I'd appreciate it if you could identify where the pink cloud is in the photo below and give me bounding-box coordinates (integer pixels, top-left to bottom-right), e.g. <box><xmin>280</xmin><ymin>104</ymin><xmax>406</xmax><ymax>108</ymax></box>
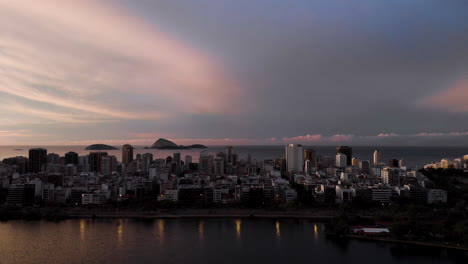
<box><xmin>415</xmin><ymin>132</ymin><xmax>468</xmax><ymax>137</ymax></box>
<box><xmin>420</xmin><ymin>79</ymin><xmax>468</xmax><ymax>112</ymax></box>
<box><xmin>282</xmin><ymin>134</ymin><xmax>323</xmax><ymax>143</ymax></box>
<box><xmin>329</xmin><ymin>134</ymin><xmax>353</xmax><ymax>142</ymax></box>
<box><xmin>377</xmin><ymin>133</ymin><xmax>399</xmax><ymax>137</ymax></box>
<box><xmin>0</xmin><ymin>0</ymin><xmax>243</xmax><ymax>124</ymax></box>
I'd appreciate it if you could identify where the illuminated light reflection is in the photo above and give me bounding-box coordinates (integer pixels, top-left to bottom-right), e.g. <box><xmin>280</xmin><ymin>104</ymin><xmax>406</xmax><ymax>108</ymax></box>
<box><xmin>314</xmin><ymin>224</ymin><xmax>319</xmax><ymax>240</ymax></box>
<box><xmin>157</xmin><ymin>219</ymin><xmax>165</xmax><ymax>241</ymax></box>
<box><xmin>276</xmin><ymin>220</ymin><xmax>281</xmax><ymax>239</ymax></box>
<box><xmin>235</xmin><ymin>219</ymin><xmax>242</xmax><ymax>240</ymax></box>
<box><xmin>79</xmin><ymin>219</ymin><xmax>86</xmax><ymax>241</ymax></box>
<box><xmin>117</xmin><ymin>219</ymin><xmax>124</xmax><ymax>247</ymax></box>
<box><xmin>199</xmin><ymin>220</ymin><xmax>204</xmax><ymax>241</ymax></box>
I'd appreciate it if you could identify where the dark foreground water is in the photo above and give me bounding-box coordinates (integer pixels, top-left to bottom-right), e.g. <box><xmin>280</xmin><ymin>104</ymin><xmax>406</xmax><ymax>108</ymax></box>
<box><xmin>0</xmin><ymin>219</ymin><xmax>466</xmax><ymax>264</ymax></box>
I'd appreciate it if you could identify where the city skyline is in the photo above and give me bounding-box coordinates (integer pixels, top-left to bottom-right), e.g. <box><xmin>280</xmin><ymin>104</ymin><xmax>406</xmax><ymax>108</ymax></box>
<box><xmin>1</xmin><ymin>0</ymin><xmax>468</xmax><ymax>146</ymax></box>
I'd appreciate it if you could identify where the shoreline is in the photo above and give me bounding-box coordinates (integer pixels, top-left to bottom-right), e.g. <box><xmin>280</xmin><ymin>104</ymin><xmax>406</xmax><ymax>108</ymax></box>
<box><xmin>64</xmin><ymin>212</ymin><xmax>339</xmax><ymax>220</ymax></box>
<box><xmin>347</xmin><ymin>235</ymin><xmax>468</xmax><ymax>252</ymax></box>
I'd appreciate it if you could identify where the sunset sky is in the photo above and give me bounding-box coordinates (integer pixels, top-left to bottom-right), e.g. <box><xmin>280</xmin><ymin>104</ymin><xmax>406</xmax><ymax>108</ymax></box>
<box><xmin>1</xmin><ymin>0</ymin><xmax>467</xmax><ymax>146</ymax></box>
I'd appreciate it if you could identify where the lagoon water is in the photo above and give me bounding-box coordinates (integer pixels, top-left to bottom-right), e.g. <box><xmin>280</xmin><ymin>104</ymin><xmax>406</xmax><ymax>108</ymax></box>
<box><xmin>0</xmin><ymin>218</ymin><xmax>466</xmax><ymax>264</ymax></box>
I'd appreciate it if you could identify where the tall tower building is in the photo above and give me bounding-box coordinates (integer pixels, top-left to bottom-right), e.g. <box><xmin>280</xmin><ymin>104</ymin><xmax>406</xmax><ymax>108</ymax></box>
<box><xmin>335</xmin><ymin>153</ymin><xmax>347</xmax><ymax>168</ymax></box>
<box><xmin>382</xmin><ymin>167</ymin><xmax>400</xmax><ymax>186</ymax></box>
<box><xmin>199</xmin><ymin>151</ymin><xmax>213</xmax><ymax>175</ymax></box>
<box><xmin>336</xmin><ymin>146</ymin><xmax>353</xmax><ymax>166</ymax></box>
<box><xmin>101</xmin><ymin>155</ymin><xmax>117</xmax><ymax>175</ymax></box>
<box><xmin>173</xmin><ymin>152</ymin><xmax>181</xmax><ymax>166</ymax></box>
<box><xmin>89</xmin><ymin>152</ymin><xmax>108</xmax><ymax>173</ymax></box>
<box><xmin>285</xmin><ymin>144</ymin><xmax>304</xmax><ymax>172</ymax></box>
<box><xmin>29</xmin><ymin>148</ymin><xmax>47</xmax><ymax>173</ymax></box>
<box><xmin>373</xmin><ymin>150</ymin><xmax>380</xmax><ymax>166</ymax></box>
<box><xmin>226</xmin><ymin>146</ymin><xmax>233</xmax><ymax>164</ymax></box>
<box><xmin>185</xmin><ymin>155</ymin><xmax>193</xmax><ymax>166</ymax></box>
<box><xmin>304</xmin><ymin>149</ymin><xmax>316</xmax><ymax>168</ymax></box>
<box><xmin>122</xmin><ymin>144</ymin><xmax>134</xmax><ymax>164</ymax></box>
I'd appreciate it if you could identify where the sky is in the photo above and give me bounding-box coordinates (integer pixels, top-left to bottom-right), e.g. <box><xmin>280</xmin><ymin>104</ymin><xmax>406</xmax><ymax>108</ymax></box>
<box><xmin>0</xmin><ymin>0</ymin><xmax>467</xmax><ymax>146</ymax></box>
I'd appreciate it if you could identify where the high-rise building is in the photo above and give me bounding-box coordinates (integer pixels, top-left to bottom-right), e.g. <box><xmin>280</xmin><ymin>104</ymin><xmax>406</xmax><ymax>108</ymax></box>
<box><xmin>389</xmin><ymin>159</ymin><xmax>399</xmax><ymax>167</ymax></box>
<box><xmin>382</xmin><ymin>167</ymin><xmax>400</xmax><ymax>186</ymax></box>
<box><xmin>352</xmin><ymin>157</ymin><xmax>360</xmax><ymax>166</ymax></box>
<box><xmin>185</xmin><ymin>155</ymin><xmax>193</xmax><ymax>166</ymax></box>
<box><xmin>173</xmin><ymin>152</ymin><xmax>181</xmax><ymax>166</ymax></box>
<box><xmin>232</xmin><ymin>153</ymin><xmax>238</xmax><ymax>166</ymax></box>
<box><xmin>29</xmin><ymin>148</ymin><xmax>47</xmax><ymax>173</ymax></box>
<box><xmin>336</xmin><ymin>146</ymin><xmax>353</xmax><ymax>166</ymax></box>
<box><xmin>89</xmin><ymin>152</ymin><xmax>108</xmax><ymax>173</ymax></box>
<box><xmin>122</xmin><ymin>144</ymin><xmax>134</xmax><ymax>164</ymax></box>
<box><xmin>373</xmin><ymin>150</ymin><xmax>380</xmax><ymax>166</ymax></box>
<box><xmin>359</xmin><ymin>160</ymin><xmax>370</xmax><ymax>174</ymax></box>
<box><xmin>226</xmin><ymin>146</ymin><xmax>233</xmax><ymax>164</ymax></box>
<box><xmin>440</xmin><ymin>159</ymin><xmax>450</xmax><ymax>169</ymax></box>
<box><xmin>304</xmin><ymin>149</ymin><xmax>316</xmax><ymax>168</ymax></box>
<box><xmin>335</xmin><ymin>153</ymin><xmax>347</xmax><ymax>168</ymax></box>
<box><xmin>47</xmin><ymin>153</ymin><xmax>60</xmax><ymax>164</ymax></box>
<box><xmin>214</xmin><ymin>157</ymin><xmax>225</xmax><ymax>175</ymax></box>
<box><xmin>142</xmin><ymin>153</ymin><xmax>153</xmax><ymax>173</ymax></box>
<box><xmin>65</xmin><ymin>152</ymin><xmax>79</xmax><ymax>165</ymax></box>
<box><xmin>101</xmin><ymin>156</ymin><xmax>117</xmax><ymax>175</ymax></box>
<box><xmin>285</xmin><ymin>144</ymin><xmax>304</xmax><ymax>172</ymax></box>
<box><xmin>399</xmin><ymin>159</ymin><xmax>406</xmax><ymax>168</ymax></box>
<box><xmin>199</xmin><ymin>151</ymin><xmax>213</xmax><ymax>175</ymax></box>
<box><xmin>304</xmin><ymin>159</ymin><xmax>314</xmax><ymax>174</ymax></box>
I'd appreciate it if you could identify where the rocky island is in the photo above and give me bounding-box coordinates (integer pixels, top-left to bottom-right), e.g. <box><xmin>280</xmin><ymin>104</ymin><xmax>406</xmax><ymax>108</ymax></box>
<box><xmin>84</xmin><ymin>144</ymin><xmax>119</xmax><ymax>150</ymax></box>
<box><xmin>150</xmin><ymin>138</ymin><xmax>207</xmax><ymax>149</ymax></box>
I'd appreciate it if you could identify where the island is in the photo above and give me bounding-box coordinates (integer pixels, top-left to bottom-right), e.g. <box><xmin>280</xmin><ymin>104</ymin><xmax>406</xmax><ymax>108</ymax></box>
<box><xmin>84</xmin><ymin>144</ymin><xmax>119</xmax><ymax>150</ymax></box>
<box><xmin>150</xmin><ymin>138</ymin><xmax>207</xmax><ymax>149</ymax></box>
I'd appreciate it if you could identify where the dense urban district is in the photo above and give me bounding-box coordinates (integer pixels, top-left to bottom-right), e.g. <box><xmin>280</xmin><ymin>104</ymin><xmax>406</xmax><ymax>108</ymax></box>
<box><xmin>1</xmin><ymin>143</ymin><xmax>468</xmax><ymax>248</ymax></box>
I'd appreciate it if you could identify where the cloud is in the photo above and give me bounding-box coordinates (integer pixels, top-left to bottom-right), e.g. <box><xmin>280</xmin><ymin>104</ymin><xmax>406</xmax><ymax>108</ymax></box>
<box><xmin>415</xmin><ymin>132</ymin><xmax>468</xmax><ymax>137</ymax></box>
<box><xmin>279</xmin><ymin>132</ymin><xmax>468</xmax><ymax>145</ymax></box>
<box><xmin>377</xmin><ymin>133</ymin><xmax>400</xmax><ymax>137</ymax></box>
<box><xmin>329</xmin><ymin>134</ymin><xmax>353</xmax><ymax>142</ymax></box>
<box><xmin>282</xmin><ymin>134</ymin><xmax>323</xmax><ymax>143</ymax></box>
<box><xmin>281</xmin><ymin>134</ymin><xmax>352</xmax><ymax>143</ymax></box>
<box><xmin>420</xmin><ymin>79</ymin><xmax>468</xmax><ymax>112</ymax></box>
<box><xmin>0</xmin><ymin>0</ymin><xmax>241</xmax><ymax>125</ymax></box>
<box><xmin>0</xmin><ymin>129</ymin><xmax>28</xmax><ymax>137</ymax></box>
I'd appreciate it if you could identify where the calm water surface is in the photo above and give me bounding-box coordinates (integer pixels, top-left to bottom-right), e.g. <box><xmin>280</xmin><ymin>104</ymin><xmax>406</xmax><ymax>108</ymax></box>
<box><xmin>1</xmin><ymin>145</ymin><xmax>467</xmax><ymax>168</ymax></box>
<box><xmin>0</xmin><ymin>219</ymin><xmax>466</xmax><ymax>264</ymax></box>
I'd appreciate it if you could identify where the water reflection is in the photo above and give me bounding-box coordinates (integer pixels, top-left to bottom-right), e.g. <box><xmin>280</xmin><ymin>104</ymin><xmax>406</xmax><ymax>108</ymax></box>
<box><xmin>313</xmin><ymin>224</ymin><xmax>319</xmax><ymax>241</ymax></box>
<box><xmin>276</xmin><ymin>221</ymin><xmax>281</xmax><ymax>240</ymax></box>
<box><xmin>79</xmin><ymin>219</ymin><xmax>86</xmax><ymax>241</ymax></box>
<box><xmin>198</xmin><ymin>220</ymin><xmax>204</xmax><ymax>241</ymax></box>
<box><xmin>117</xmin><ymin>219</ymin><xmax>124</xmax><ymax>248</ymax></box>
<box><xmin>157</xmin><ymin>219</ymin><xmax>165</xmax><ymax>242</ymax></box>
<box><xmin>235</xmin><ymin>219</ymin><xmax>242</xmax><ymax>240</ymax></box>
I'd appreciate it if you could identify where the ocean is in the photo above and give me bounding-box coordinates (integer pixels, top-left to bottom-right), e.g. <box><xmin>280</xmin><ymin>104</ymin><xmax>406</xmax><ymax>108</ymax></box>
<box><xmin>1</xmin><ymin>145</ymin><xmax>467</xmax><ymax>168</ymax></box>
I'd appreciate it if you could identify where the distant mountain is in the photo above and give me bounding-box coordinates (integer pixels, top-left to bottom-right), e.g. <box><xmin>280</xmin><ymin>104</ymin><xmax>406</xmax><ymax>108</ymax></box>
<box><xmin>150</xmin><ymin>138</ymin><xmax>207</xmax><ymax>149</ymax></box>
<box><xmin>151</xmin><ymin>138</ymin><xmax>179</xmax><ymax>149</ymax></box>
<box><xmin>85</xmin><ymin>144</ymin><xmax>118</xmax><ymax>150</ymax></box>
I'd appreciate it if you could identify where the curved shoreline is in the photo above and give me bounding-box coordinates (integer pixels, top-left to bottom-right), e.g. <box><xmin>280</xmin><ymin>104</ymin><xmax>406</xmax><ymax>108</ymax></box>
<box><xmin>347</xmin><ymin>235</ymin><xmax>468</xmax><ymax>252</ymax></box>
